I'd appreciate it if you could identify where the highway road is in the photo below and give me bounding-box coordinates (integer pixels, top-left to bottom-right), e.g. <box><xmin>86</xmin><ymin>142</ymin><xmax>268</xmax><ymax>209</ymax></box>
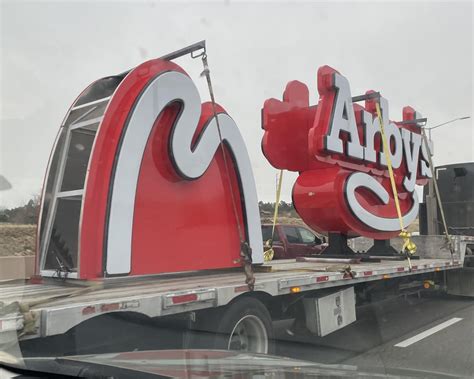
<box><xmin>275</xmin><ymin>293</ymin><xmax>474</xmax><ymax>377</ymax></box>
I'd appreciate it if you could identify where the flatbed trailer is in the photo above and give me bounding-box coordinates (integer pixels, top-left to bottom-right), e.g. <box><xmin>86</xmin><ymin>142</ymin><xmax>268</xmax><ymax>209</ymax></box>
<box><xmin>2</xmin><ymin>42</ymin><xmax>473</xmax><ymax>356</ymax></box>
<box><xmin>1</xmin><ymin>235</ymin><xmax>471</xmax><ymax>344</ymax></box>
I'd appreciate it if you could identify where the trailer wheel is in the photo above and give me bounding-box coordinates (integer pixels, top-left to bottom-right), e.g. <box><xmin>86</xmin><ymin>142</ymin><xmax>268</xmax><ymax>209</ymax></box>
<box><xmin>213</xmin><ymin>297</ymin><xmax>274</xmax><ymax>354</ymax></box>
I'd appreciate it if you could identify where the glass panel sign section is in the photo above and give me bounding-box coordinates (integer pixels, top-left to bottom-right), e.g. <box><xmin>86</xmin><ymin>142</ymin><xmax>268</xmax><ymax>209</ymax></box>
<box><xmin>39</xmin><ymin>128</ymin><xmax>67</xmax><ymax>246</ymax></box>
<box><xmin>43</xmin><ymin>198</ymin><xmax>81</xmax><ymax>271</ymax></box>
<box><xmin>60</xmin><ymin>128</ymin><xmax>96</xmax><ymax>192</ymax></box>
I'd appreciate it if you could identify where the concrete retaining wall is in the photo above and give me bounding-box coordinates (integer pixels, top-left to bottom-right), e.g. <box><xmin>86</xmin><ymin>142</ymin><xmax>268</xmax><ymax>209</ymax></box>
<box><xmin>0</xmin><ymin>256</ymin><xmax>35</xmax><ymax>280</ymax></box>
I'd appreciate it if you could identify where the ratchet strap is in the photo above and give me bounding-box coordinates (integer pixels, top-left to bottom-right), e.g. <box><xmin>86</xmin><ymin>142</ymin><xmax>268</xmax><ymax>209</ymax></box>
<box><xmin>263</xmin><ymin>169</ymin><xmax>284</xmax><ymax>262</ymax></box>
<box><xmin>374</xmin><ymin>102</ymin><xmax>416</xmax><ymax>269</ymax></box>
<box><xmin>200</xmin><ymin>53</ymin><xmax>255</xmax><ymax>290</ymax></box>
<box><xmin>420</xmin><ymin>129</ymin><xmax>455</xmax><ymax>260</ymax></box>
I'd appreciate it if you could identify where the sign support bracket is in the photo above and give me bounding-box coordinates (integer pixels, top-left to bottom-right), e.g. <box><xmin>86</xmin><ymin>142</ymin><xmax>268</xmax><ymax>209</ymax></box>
<box><xmin>320</xmin><ymin>233</ymin><xmax>381</xmax><ymax>263</ymax></box>
<box><xmin>117</xmin><ymin>40</ymin><xmax>207</xmax><ymax>77</ymax></box>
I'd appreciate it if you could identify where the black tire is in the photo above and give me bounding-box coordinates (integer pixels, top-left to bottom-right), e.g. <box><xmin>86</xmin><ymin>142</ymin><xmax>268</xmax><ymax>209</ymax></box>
<box><xmin>212</xmin><ymin>297</ymin><xmax>274</xmax><ymax>354</ymax></box>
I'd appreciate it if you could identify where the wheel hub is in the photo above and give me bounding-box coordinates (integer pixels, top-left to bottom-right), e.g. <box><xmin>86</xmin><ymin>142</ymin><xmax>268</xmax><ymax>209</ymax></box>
<box><xmin>227</xmin><ymin>315</ymin><xmax>268</xmax><ymax>354</ymax></box>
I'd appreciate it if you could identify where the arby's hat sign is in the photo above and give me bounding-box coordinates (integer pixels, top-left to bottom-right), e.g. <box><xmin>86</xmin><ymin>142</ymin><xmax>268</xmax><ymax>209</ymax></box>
<box><xmin>38</xmin><ymin>58</ymin><xmax>263</xmax><ymax>279</ymax></box>
<box><xmin>262</xmin><ymin>65</ymin><xmax>432</xmax><ymax>240</ymax></box>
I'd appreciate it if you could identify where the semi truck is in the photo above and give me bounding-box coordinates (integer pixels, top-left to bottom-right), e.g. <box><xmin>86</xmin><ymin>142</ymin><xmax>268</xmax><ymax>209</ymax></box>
<box><xmin>1</xmin><ymin>41</ymin><xmax>473</xmax><ymax>357</ymax></box>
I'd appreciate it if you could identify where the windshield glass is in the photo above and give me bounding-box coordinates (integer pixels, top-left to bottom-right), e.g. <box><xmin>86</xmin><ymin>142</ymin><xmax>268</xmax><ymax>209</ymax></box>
<box><xmin>1</xmin><ymin>1</ymin><xmax>473</xmax><ymax>378</ymax></box>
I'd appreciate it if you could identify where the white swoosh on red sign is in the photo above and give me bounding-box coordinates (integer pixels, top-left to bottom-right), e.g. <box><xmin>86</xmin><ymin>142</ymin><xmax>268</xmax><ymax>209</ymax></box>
<box><xmin>345</xmin><ymin>172</ymin><xmax>419</xmax><ymax>232</ymax></box>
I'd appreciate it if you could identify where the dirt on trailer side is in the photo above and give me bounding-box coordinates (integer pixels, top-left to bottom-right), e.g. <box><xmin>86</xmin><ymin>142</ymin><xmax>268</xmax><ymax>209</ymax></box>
<box><xmin>0</xmin><ymin>223</ymin><xmax>36</xmax><ymax>257</ymax></box>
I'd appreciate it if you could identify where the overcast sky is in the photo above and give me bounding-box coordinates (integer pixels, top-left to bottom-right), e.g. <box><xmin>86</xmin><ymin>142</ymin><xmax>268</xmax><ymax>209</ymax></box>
<box><xmin>1</xmin><ymin>0</ymin><xmax>472</xmax><ymax>208</ymax></box>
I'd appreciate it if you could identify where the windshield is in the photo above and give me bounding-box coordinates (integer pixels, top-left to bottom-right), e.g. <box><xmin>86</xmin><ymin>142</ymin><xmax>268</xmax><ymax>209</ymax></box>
<box><xmin>1</xmin><ymin>1</ymin><xmax>473</xmax><ymax>378</ymax></box>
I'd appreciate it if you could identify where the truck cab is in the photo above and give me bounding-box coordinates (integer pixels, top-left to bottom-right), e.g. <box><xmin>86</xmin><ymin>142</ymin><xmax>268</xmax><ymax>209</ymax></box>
<box><xmin>262</xmin><ymin>224</ymin><xmax>326</xmax><ymax>259</ymax></box>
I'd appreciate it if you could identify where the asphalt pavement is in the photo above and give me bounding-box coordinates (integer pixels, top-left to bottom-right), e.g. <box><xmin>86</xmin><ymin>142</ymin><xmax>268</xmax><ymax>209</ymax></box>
<box><xmin>274</xmin><ymin>293</ymin><xmax>474</xmax><ymax>377</ymax></box>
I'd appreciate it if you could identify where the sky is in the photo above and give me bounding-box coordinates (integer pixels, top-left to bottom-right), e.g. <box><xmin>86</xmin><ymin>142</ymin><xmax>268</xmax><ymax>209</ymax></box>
<box><xmin>0</xmin><ymin>0</ymin><xmax>472</xmax><ymax>208</ymax></box>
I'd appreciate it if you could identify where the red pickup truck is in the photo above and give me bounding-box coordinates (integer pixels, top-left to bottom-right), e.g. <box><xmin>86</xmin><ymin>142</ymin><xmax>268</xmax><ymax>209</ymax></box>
<box><xmin>261</xmin><ymin>224</ymin><xmax>326</xmax><ymax>259</ymax></box>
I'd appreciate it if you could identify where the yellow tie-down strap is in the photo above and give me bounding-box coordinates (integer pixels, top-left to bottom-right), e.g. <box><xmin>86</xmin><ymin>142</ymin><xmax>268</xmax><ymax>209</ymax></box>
<box><xmin>263</xmin><ymin>170</ymin><xmax>284</xmax><ymax>262</ymax></box>
<box><xmin>375</xmin><ymin>102</ymin><xmax>416</xmax><ymax>260</ymax></box>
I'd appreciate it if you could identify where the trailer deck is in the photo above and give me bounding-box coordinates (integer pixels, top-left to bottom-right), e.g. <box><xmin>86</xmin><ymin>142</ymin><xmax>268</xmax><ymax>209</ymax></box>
<box><xmin>0</xmin><ymin>255</ymin><xmax>463</xmax><ymax>340</ymax></box>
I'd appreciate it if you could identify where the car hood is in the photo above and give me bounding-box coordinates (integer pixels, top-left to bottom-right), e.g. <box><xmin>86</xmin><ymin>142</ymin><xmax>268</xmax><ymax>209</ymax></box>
<box><xmin>3</xmin><ymin>349</ymin><xmax>462</xmax><ymax>378</ymax></box>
